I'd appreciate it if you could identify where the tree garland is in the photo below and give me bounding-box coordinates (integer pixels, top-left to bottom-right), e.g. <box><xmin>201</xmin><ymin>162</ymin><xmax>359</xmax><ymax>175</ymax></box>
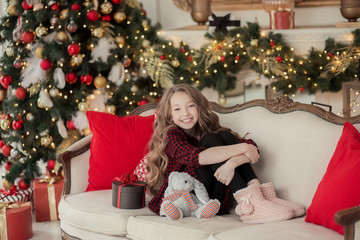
<box><xmin>143</xmin><ymin>22</ymin><xmax>360</xmax><ymax>95</ymax></box>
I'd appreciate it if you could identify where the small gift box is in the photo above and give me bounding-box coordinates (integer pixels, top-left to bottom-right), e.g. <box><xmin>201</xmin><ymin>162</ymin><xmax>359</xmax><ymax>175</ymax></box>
<box><xmin>33</xmin><ymin>178</ymin><xmax>64</xmax><ymax>222</ymax></box>
<box><xmin>270</xmin><ymin>9</ymin><xmax>295</xmax><ymax>29</ymax></box>
<box><xmin>0</xmin><ymin>202</ymin><xmax>33</xmax><ymax>240</ymax></box>
<box><xmin>0</xmin><ymin>187</ymin><xmax>33</xmax><ymax>203</ymax></box>
<box><xmin>112</xmin><ymin>173</ymin><xmax>146</xmax><ymax>209</ymax></box>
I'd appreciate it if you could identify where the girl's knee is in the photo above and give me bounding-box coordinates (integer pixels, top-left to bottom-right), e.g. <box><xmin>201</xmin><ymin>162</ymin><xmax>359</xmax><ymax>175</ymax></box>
<box><xmin>199</xmin><ymin>133</ymin><xmax>223</xmax><ymax>148</ymax></box>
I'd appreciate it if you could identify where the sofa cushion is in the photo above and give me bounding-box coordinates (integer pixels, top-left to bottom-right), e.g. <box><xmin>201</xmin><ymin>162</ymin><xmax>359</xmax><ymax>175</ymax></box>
<box><xmin>58</xmin><ymin>190</ymin><xmax>155</xmax><ymax>237</ymax></box>
<box><xmin>126</xmin><ymin>214</ymin><xmax>249</xmax><ymax>240</ymax></box>
<box><xmin>305</xmin><ymin>122</ymin><xmax>360</xmax><ymax>234</ymax></box>
<box><xmin>86</xmin><ymin>111</ymin><xmax>155</xmax><ymax>191</ymax></box>
<box><xmin>208</xmin><ymin>218</ymin><xmax>342</xmax><ymax>240</ymax></box>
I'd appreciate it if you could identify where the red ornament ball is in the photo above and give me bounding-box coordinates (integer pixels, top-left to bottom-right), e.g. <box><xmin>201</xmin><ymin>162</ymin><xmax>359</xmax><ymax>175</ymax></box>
<box><xmin>181</xmin><ymin>48</ymin><xmax>186</xmax><ymax>53</ymax></box>
<box><xmin>80</xmin><ymin>74</ymin><xmax>93</xmax><ymax>85</ymax></box>
<box><xmin>235</xmin><ymin>56</ymin><xmax>240</xmax><ymax>61</ymax></box>
<box><xmin>18</xmin><ymin>178</ymin><xmax>30</xmax><ymax>190</ymax></box>
<box><xmin>111</xmin><ymin>0</ymin><xmax>122</xmax><ymax>4</ymax></box>
<box><xmin>66</xmin><ymin>120</ymin><xmax>76</xmax><ymax>130</ymax></box>
<box><xmin>2</xmin><ymin>144</ymin><xmax>12</xmax><ymax>157</ymax></box>
<box><xmin>138</xmin><ymin>99</ymin><xmax>148</xmax><ymax>106</ymax></box>
<box><xmin>101</xmin><ymin>14</ymin><xmax>112</xmax><ymax>21</ymax></box>
<box><xmin>40</xmin><ymin>59</ymin><xmax>52</xmax><ymax>70</ymax></box>
<box><xmin>160</xmin><ymin>55</ymin><xmax>166</xmax><ymax>60</ymax></box>
<box><xmin>21</xmin><ymin>31</ymin><xmax>35</xmax><ymax>44</ymax></box>
<box><xmin>15</xmin><ymin>87</ymin><xmax>27</xmax><ymax>100</ymax></box>
<box><xmin>328</xmin><ymin>53</ymin><xmax>334</xmax><ymax>58</ymax></box>
<box><xmin>12</xmin><ymin>120</ymin><xmax>23</xmax><ymax>130</ymax></box>
<box><xmin>0</xmin><ymin>76</ymin><xmax>12</xmax><ymax>89</ymax></box>
<box><xmin>86</xmin><ymin>10</ymin><xmax>99</xmax><ymax>21</ymax></box>
<box><xmin>65</xmin><ymin>72</ymin><xmax>78</xmax><ymax>84</ymax></box>
<box><xmin>275</xmin><ymin>56</ymin><xmax>283</xmax><ymax>63</ymax></box>
<box><xmin>47</xmin><ymin>159</ymin><xmax>56</xmax><ymax>170</ymax></box>
<box><xmin>13</xmin><ymin>59</ymin><xmax>24</xmax><ymax>69</ymax></box>
<box><xmin>188</xmin><ymin>56</ymin><xmax>193</xmax><ymax>61</ymax></box>
<box><xmin>50</xmin><ymin>3</ymin><xmax>60</xmax><ymax>11</ymax></box>
<box><xmin>22</xmin><ymin>0</ymin><xmax>33</xmax><ymax>10</ymax></box>
<box><xmin>0</xmin><ymin>140</ymin><xmax>4</xmax><ymax>148</ymax></box>
<box><xmin>141</xmin><ymin>9</ymin><xmax>147</xmax><ymax>16</ymax></box>
<box><xmin>220</xmin><ymin>56</ymin><xmax>226</xmax><ymax>62</ymax></box>
<box><xmin>71</xmin><ymin>3</ymin><xmax>81</xmax><ymax>11</ymax></box>
<box><xmin>299</xmin><ymin>87</ymin><xmax>305</xmax><ymax>92</ymax></box>
<box><xmin>217</xmin><ymin>45</ymin><xmax>222</xmax><ymax>50</ymax></box>
<box><xmin>4</xmin><ymin>161</ymin><xmax>11</xmax><ymax>171</ymax></box>
<box><xmin>67</xmin><ymin>43</ymin><xmax>80</xmax><ymax>55</ymax></box>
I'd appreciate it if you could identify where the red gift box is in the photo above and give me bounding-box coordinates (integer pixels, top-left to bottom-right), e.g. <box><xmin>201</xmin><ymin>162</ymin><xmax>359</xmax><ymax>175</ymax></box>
<box><xmin>0</xmin><ymin>188</ymin><xmax>33</xmax><ymax>203</ymax></box>
<box><xmin>33</xmin><ymin>179</ymin><xmax>63</xmax><ymax>222</ymax></box>
<box><xmin>270</xmin><ymin>10</ymin><xmax>295</xmax><ymax>29</ymax></box>
<box><xmin>0</xmin><ymin>202</ymin><xmax>33</xmax><ymax>240</ymax></box>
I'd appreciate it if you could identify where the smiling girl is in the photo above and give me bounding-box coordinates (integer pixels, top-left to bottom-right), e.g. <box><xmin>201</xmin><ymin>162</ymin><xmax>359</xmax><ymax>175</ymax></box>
<box><xmin>146</xmin><ymin>83</ymin><xmax>304</xmax><ymax>223</ymax></box>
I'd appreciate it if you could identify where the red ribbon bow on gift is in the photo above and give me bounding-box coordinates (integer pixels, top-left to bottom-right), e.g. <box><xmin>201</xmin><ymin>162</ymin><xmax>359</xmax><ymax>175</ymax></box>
<box><xmin>0</xmin><ymin>185</ymin><xmax>18</xmax><ymax>201</ymax></box>
<box><xmin>114</xmin><ymin>172</ymin><xmax>138</xmax><ymax>184</ymax></box>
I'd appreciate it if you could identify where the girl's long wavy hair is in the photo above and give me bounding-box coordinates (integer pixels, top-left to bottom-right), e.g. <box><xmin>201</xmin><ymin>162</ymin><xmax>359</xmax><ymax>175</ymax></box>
<box><xmin>146</xmin><ymin>83</ymin><xmax>235</xmax><ymax>196</ymax></box>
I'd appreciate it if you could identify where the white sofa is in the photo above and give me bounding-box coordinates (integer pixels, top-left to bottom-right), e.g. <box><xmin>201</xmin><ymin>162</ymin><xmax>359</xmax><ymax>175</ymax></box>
<box><xmin>58</xmin><ymin>96</ymin><xmax>360</xmax><ymax>240</ymax></box>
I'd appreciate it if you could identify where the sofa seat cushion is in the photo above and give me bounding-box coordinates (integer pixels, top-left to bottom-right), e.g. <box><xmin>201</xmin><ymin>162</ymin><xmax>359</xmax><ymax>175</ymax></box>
<box><xmin>58</xmin><ymin>190</ymin><xmax>155</xmax><ymax>236</ymax></box>
<box><xmin>208</xmin><ymin>218</ymin><xmax>342</xmax><ymax>240</ymax></box>
<box><xmin>126</xmin><ymin>214</ymin><xmax>249</xmax><ymax>240</ymax></box>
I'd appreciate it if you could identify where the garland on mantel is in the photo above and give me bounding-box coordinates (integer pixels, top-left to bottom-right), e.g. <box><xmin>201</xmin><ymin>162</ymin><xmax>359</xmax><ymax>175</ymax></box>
<box><xmin>143</xmin><ymin>22</ymin><xmax>360</xmax><ymax>95</ymax></box>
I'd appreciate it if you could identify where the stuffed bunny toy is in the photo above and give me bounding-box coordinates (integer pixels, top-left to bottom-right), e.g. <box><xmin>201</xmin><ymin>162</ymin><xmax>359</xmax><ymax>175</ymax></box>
<box><xmin>160</xmin><ymin>172</ymin><xmax>220</xmax><ymax>220</ymax></box>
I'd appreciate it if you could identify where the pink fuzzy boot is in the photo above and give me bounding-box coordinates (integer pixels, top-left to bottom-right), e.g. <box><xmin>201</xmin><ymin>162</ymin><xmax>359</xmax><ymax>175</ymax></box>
<box><xmin>233</xmin><ymin>184</ymin><xmax>294</xmax><ymax>223</ymax></box>
<box><xmin>260</xmin><ymin>182</ymin><xmax>305</xmax><ymax>217</ymax></box>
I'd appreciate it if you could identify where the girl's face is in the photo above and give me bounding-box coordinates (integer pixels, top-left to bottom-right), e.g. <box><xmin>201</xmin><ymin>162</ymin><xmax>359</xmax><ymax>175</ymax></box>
<box><xmin>170</xmin><ymin>91</ymin><xmax>199</xmax><ymax>135</ymax></box>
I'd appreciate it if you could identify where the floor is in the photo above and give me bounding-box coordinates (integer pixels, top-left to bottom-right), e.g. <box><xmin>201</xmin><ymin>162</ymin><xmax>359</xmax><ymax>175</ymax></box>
<box><xmin>31</xmin><ymin>215</ymin><xmax>61</xmax><ymax>240</ymax></box>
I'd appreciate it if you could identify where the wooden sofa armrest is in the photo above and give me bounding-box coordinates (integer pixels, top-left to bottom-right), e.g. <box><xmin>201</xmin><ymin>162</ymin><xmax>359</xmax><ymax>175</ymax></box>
<box><xmin>57</xmin><ymin>137</ymin><xmax>91</xmax><ymax>196</ymax></box>
<box><xmin>335</xmin><ymin>205</ymin><xmax>360</xmax><ymax>240</ymax></box>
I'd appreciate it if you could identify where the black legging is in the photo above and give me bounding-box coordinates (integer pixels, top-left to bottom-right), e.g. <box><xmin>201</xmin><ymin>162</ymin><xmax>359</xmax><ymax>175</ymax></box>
<box><xmin>196</xmin><ymin>131</ymin><xmax>258</xmax><ymax>203</ymax></box>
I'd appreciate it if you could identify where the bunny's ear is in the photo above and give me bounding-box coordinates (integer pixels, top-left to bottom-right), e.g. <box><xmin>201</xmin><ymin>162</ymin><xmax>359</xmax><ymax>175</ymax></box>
<box><xmin>193</xmin><ymin>177</ymin><xmax>210</xmax><ymax>204</ymax></box>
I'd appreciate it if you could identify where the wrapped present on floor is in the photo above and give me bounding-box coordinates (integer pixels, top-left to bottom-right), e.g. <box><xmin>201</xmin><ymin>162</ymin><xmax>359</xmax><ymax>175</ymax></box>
<box><xmin>0</xmin><ymin>186</ymin><xmax>33</xmax><ymax>203</ymax></box>
<box><xmin>33</xmin><ymin>177</ymin><xmax>64</xmax><ymax>222</ymax></box>
<box><xmin>270</xmin><ymin>9</ymin><xmax>295</xmax><ymax>29</ymax></box>
<box><xmin>0</xmin><ymin>202</ymin><xmax>33</xmax><ymax>240</ymax></box>
<box><xmin>112</xmin><ymin>173</ymin><xmax>146</xmax><ymax>209</ymax></box>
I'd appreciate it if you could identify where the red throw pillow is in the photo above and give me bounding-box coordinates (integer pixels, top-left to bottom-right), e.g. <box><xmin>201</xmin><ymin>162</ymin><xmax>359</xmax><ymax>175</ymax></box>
<box><xmin>305</xmin><ymin>122</ymin><xmax>360</xmax><ymax>234</ymax></box>
<box><xmin>86</xmin><ymin>111</ymin><xmax>154</xmax><ymax>191</ymax></box>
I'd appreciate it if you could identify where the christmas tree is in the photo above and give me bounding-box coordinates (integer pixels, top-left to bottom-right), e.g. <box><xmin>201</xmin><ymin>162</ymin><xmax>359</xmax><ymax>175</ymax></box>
<box><xmin>0</xmin><ymin>0</ymin><xmax>163</xmax><ymax>189</ymax></box>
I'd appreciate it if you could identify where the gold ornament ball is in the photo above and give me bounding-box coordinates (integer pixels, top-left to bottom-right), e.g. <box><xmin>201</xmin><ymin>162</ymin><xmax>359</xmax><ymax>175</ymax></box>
<box><xmin>5</xmin><ymin>47</ymin><xmax>14</xmax><ymax>57</ymax></box>
<box><xmin>8</xmin><ymin>5</ymin><xmax>18</xmax><ymax>16</ymax></box>
<box><xmin>49</xmin><ymin>88</ymin><xmax>59</xmax><ymax>97</ymax></box>
<box><xmin>100</xmin><ymin>1</ymin><xmax>113</xmax><ymax>14</ymax></box>
<box><xmin>0</xmin><ymin>89</ymin><xmax>6</xmax><ymax>101</ymax></box>
<box><xmin>33</xmin><ymin>2</ymin><xmax>45</xmax><ymax>11</ymax></box>
<box><xmin>92</xmin><ymin>27</ymin><xmax>104</xmax><ymax>38</ymax></box>
<box><xmin>78</xmin><ymin>102</ymin><xmax>88</xmax><ymax>112</ymax></box>
<box><xmin>142</xmin><ymin>39</ymin><xmax>150</xmax><ymax>48</ymax></box>
<box><xmin>41</xmin><ymin>136</ymin><xmax>53</xmax><ymax>147</ymax></box>
<box><xmin>218</xmin><ymin>94</ymin><xmax>227</xmax><ymax>105</ymax></box>
<box><xmin>115</xmin><ymin>35</ymin><xmax>125</xmax><ymax>45</ymax></box>
<box><xmin>131</xmin><ymin>85</ymin><xmax>139</xmax><ymax>93</ymax></box>
<box><xmin>35</xmin><ymin>47</ymin><xmax>44</xmax><ymax>58</ymax></box>
<box><xmin>0</xmin><ymin>119</ymin><xmax>10</xmax><ymax>130</ymax></box>
<box><xmin>36</xmin><ymin>25</ymin><xmax>48</xmax><ymax>38</ymax></box>
<box><xmin>84</xmin><ymin>128</ymin><xmax>92</xmax><ymax>136</ymax></box>
<box><xmin>56</xmin><ymin>31</ymin><xmax>68</xmax><ymax>42</ymax></box>
<box><xmin>113</xmin><ymin>12</ymin><xmax>126</xmax><ymax>23</ymax></box>
<box><xmin>37</xmin><ymin>98</ymin><xmax>46</xmax><ymax>108</ymax></box>
<box><xmin>171</xmin><ymin>59</ymin><xmax>180</xmax><ymax>67</ymax></box>
<box><xmin>94</xmin><ymin>75</ymin><xmax>107</xmax><ymax>88</ymax></box>
<box><xmin>26</xmin><ymin>113</ymin><xmax>34</xmax><ymax>121</ymax></box>
<box><xmin>83</xmin><ymin>0</ymin><xmax>93</xmax><ymax>8</ymax></box>
<box><xmin>71</xmin><ymin>54</ymin><xmax>83</xmax><ymax>66</ymax></box>
<box><xmin>60</xmin><ymin>9</ymin><xmax>69</xmax><ymax>19</ymax></box>
<box><xmin>50</xmin><ymin>16</ymin><xmax>60</xmax><ymax>26</ymax></box>
<box><xmin>2</xmin><ymin>179</ymin><xmax>14</xmax><ymax>190</ymax></box>
<box><xmin>105</xmin><ymin>105</ymin><xmax>116</xmax><ymax>114</ymax></box>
